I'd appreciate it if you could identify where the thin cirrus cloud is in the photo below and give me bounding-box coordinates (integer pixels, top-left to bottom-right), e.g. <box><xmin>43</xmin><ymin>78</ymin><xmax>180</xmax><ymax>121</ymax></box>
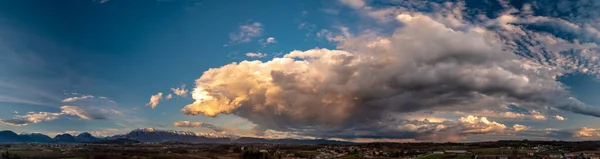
<box><xmin>0</xmin><ymin>106</ymin><xmax>121</xmax><ymax>126</ymax></box>
<box><xmin>228</xmin><ymin>21</ymin><xmax>263</xmax><ymax>44</ymax></box>
<box><xmin>61</xmin><ymin>95</ymin><xmax>116</xmax><ymax>104</ymax></box>
<box><xmin>170</xmin><ymin>0</ymin><xmax>600</xmax><ymax>141</ymax></box>
<box><xmin>259</xmin><ymin>37</ymin><xmax>277</xmax><ymax>47</ymax></box>
<box><xmin>173</xmin><ymin>121</ymin><xmax>225</xmax><ymax>133</ymax></box>
<box><xmin>61</xmin><ymin>95</ymin><xmax>94</xmax><ymax>102</ymax></box>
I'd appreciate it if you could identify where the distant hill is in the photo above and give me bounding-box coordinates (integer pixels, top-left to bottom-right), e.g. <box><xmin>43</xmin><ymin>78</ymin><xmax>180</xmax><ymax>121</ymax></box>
<box><xmin>232</xmin><ymin>137</ymin><xmax>352</xmax><ymax>145</ymax></box>
<box><xmin>0</xmin><ymin>128</ymin><xmax>353</xmax><ymax>144</ymax></box>
<box><xmin>75</xmin><ymin>132</ymin><xmax>99</xmax><ymax>142</ymax></box>
<box><xmin>0</xmin><ymin>130</ymin><xmax>25</xmax><ymax>143</ymax></box>
<box><xmin>20</xmin><ymin>133</ymin><xmax>53</xmax><ymax>142</ymax></box>
<box><xmin>108</xmin><ymin>128</ymin><xmax>230</xmax><ymax>143</ymax></box>
<box><xmin>53</xmin><ymin>134</ymin><xmax>76</xmax><ymax>143</ymax></box>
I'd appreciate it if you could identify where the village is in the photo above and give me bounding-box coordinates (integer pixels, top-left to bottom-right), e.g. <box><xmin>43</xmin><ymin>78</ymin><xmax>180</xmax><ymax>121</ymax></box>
<box><xmin>1</xmin><ymin>140</ymin><xmax>600</xmax><ymax>159</ymax></box>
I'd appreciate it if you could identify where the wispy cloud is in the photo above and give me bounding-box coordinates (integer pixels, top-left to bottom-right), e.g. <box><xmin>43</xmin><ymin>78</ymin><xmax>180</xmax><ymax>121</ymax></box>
<box><xmin>339</xmin><ymin>0</ymin><xmax>365</xmax><ymax>9</ymax></box>
<box><xmin>0</xmin><ymin>106</ymin><xmax>120</xmax><ymax>126</ymax></box>
<box><xmin>62</xmin><ymin>95</ymin><xmax>94</xmax><ymax>102</ymax></box>
<box><xmin>173</xmin><ymin>121</ymin><xmax>225</xmax><ymax>132</ymax></box>
<box><xmin>0</xmin><ymin>95</ymin><xmax>56</xmax><ymax>107</ymax></box>
<box><xmin>228</xmin><ymin>21</ymin><xmax>263</xmax><ymax>44</ymax></box>
<box><xmin>170</xmin><ymin>85</ymin><xmax>188</xmax><ymax>97</ymax></box>
<box><xmin>245</xmin><ymin>52</ymin><xmax>267</xmax><ymax>58</ymax></box>
<box><xmin>259</xmin><ymin>37</ymin><xmax>277</xmax><ymax>47</ymax></box>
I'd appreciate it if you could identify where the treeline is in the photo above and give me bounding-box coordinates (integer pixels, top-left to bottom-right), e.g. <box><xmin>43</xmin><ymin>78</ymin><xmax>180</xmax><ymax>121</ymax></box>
<box><xmin>1</xmin><ymin>151</ymin><xmax>20</xmax><ymax>159</ymax></box>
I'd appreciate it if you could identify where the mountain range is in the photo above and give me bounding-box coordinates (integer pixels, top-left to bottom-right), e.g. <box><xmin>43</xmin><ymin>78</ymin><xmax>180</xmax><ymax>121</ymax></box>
<box><xmin>0</xmin><ymin>128</ymin><xmax>351</xmax><ymax>144</ymax></box>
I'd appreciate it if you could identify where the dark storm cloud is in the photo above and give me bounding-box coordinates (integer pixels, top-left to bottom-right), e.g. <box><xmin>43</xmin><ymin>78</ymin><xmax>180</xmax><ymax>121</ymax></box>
<box><xmin>173</xmin><ymin>0</ymin><xmax>600</xmax><ymax>141</ymax></box>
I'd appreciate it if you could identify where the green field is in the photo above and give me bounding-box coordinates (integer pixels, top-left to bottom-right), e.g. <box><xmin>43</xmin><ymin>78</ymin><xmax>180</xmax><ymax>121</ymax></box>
<box><xmin>470</xmin><ymin>148</ymin><xmax>529</xmax><ymax>154</ymax></box>
<box><xmin>338</xmin><ymin>154</ymin><xmax>361</xmax><ymax>159</ymax></box>
<box><xmin>418</xmin><ymin>154</ymin><xmax>448</xmax><ymax>159</ymax></box>
<box><xmin>455</xmin><ymin>154</ymin><xmax>473</xmax><ymax>159</ymax></box>
<box><xmin>418</xmin><ymin>153</ymin><xmax>475</xmax><ymax>159</ymax></box>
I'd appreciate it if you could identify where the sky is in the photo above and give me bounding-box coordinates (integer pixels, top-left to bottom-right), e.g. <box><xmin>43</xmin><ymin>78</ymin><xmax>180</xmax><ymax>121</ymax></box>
<box><xmin>2</xmin><ymin>0</ymin><xmax>600</xmax><ymax>142</ymax></box>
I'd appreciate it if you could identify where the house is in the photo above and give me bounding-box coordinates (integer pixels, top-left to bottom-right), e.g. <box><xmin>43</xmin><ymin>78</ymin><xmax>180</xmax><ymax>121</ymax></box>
<box><xmin>433</xmin><ymin>151</ymin><xmax>444</xmax><ymax>154</ymax></box>
<box><xmin>549</xmin><ymin>154</ymin><xmax>563</xmax><ymax>158</ymax></box>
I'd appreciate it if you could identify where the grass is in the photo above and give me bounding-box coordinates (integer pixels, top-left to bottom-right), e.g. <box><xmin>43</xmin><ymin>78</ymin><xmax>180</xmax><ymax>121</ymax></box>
<box><xmin>455</xmin><ymin>154</ymin><xmax>473</xmax><ymax>159</ymax></box>
<box><xmin>471</xmin><ymin>148</ymin><xmax>504</xmax><ymax>153</ymax></box>
<box><xmin>470</xmin><ymin>148</ymin><xmax>530</xmax><ymax>155</ymax></box>
<box><xmin>338</xmin><ymin>154</ymin><xmax>361</xmax><ymax>159</ymax></box>
<box><xmin>418</xmin><ymin>154</ymin><xmax>448</xmax><ymax>159</ymax></box>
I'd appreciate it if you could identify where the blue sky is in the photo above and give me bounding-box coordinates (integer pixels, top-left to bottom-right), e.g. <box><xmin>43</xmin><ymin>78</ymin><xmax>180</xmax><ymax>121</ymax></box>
<box><xmin>0</xmin><ymin>0</ymin><xmax>339</xmax><ymax>136</ymax></box>
<box><xmin>2</xmin><ymin>0</ymin><xmax>600</xmax><ymax>142</ymax></box>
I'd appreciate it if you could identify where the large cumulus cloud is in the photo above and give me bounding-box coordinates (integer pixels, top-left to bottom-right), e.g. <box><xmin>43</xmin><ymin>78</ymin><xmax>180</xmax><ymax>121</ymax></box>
<box><xmin>180</xmin><ymin>13</ymin><xmax>600</xmax><ymax>141</ymax></box>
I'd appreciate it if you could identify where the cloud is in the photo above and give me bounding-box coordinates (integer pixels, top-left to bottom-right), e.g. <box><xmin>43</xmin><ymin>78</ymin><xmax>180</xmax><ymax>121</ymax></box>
<box><xmin>137</xmin><ymin>0</ymin><xmax>600</xmax><ymax>141</ymax></box>
<box><xmin>0</xmin><ymin>95</ymin><xmax>55</xmax><ymax>107</ymax></box>
<box><xmin>229</xmin><ymin>22</ymin><xmax>263</xmax><ymax>44</ymax></box>
<box><xmin>458</xmin><ymin>116</ymin><xmax>506</xmax><ymax>134</ymax></box>
<box><xmin>0</xmin><ymin>106</ymin><xmax>119</xmax><ymax>126</ymax></box>
<box><xmin>545</xmin><ymin>127</ymin><xmax>600</xmax><ymax>139</ymax></box>
<box><xmin>574</xmin><ymin>127</ymin><xmax>600</xmax><ymax>137</ymax></box>
<box><xmin>61</xmin><ymin>95</ymin><xmax>116</xmax><ymax>104</ymax></box>
<box><xmin>178</xmin><ymin>12</ymin><xmax>600</xmax><ymax>141</ymax></box>
<box><xmin>554</xmin><ymin>115</ymin><xmax>566</xmax><ymax>121</ymax></box>
<box><xmin>473</xmin><ymin>109</ymin><xmax>547</xmax><ymax>121</ymax></box>
<box><xmin>512</xmin><ymin>124</ymin><xmax>530</xmax><ymax>132</ymax></box>
<box><xmin>62</xmin><ymin>95</ymin><xmax>94</xmax><ymax>102</ymax></box>
<box><xmin>317</xmin><ymin>26</ymin><xmax>352</xmax><ymax>42</ymax></box>
<box><xmin>266</xmin><ymin>37</ymin><xmax>276</xmax><ymax>43</ymax></box>
<box><xmin>245</xmin><ymin>52</ymin><xmax>267</xmax><ymax>58</ymax></box>
<box><xmin>259</xmin><ymin>37</ymin><xmax>277</xmax><ymax>47</ymax></box>
<box><xmin>0</xmin><ymin>112</ymin><xmax>62</xmax><ymax>126</ymax></box>
<box><xmin>171</xmin><ymin>85</ymin><xmax>188</xmax><ymax>97</ymax></box>
<box><xmin>173</xmin><ymin>121</ymin><xmax>203</xmax><ymax>127</ymax></box>
<box><xmin>173</xmin><ymin>121</ymin><xmax>225</xmax><ymax>132</ymax></box>
<box><xmin>165</xmin><ymin>94</ymin><xmax>173</xmax><ymax>100</ymax></box>
<box><xmin>339</xmin><ymin>0</ymin><xmax>365</xmax><ymax>9</ymax></box>
<box><xmin>339</xmin><ymin>0</ymin><xmax>401</xmax><ymax>22</ymax></box>
<box><xmin>146</xmin><ymin>92</ymin><xmax>163</xmax><ymax>109</ymax></box>
<box><xmin>60</xmin><ymin>106</ymin><xmax>114</xmax><ymax>120</ymax></box>
<box><xmin>322</xmin><ymin>9</ymin><xmax>340</xmax><ymax>15</ymax></box>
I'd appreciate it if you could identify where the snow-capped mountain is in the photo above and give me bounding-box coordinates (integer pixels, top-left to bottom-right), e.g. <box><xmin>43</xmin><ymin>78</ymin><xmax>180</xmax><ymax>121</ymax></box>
<box><xmin>53</xmin><ymin>134</ymin><xmax>76</xmax><ymax>143</ymax></box>
<box><xmin>20</xmin><ymin>133</ymin><xmax>53</xmax><ymax>142</ymax></box>
<box><xmin>0</xmin><ymin>128</ymin><xmax>352</xmax><ymax>144</ymax></box>
<box><xmin>131</xmin><ymin>128</ymin><xmax>197</xmax><ymax>136</ymax></box>
<box><xmin>108</xmin><ymin>128</ymin><xmax>230</xmax><ymax>143</ymax></box>
<box><xmin>75</xmin><ymin>132</ymin><xmax>99</xmax><ymax>142</ymax></box>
